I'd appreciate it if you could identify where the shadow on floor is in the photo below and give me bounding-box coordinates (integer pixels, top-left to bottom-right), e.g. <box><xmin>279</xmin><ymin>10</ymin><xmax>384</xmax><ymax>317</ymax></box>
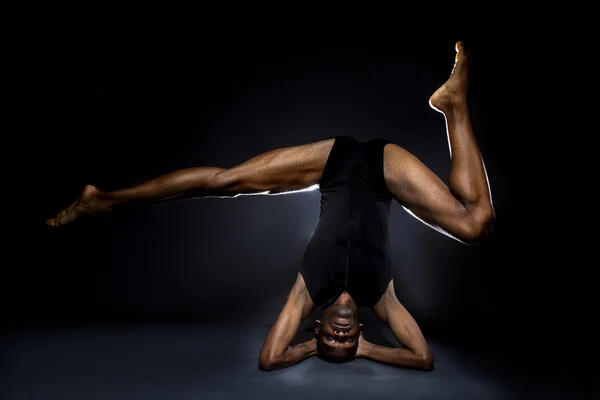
<box><xmin>1</xmin><ymin>323</ymin><xmax>594</xmax><ymax>400</ymax></box>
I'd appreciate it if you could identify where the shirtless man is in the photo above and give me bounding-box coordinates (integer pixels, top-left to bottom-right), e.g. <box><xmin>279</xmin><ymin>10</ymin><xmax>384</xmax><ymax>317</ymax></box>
<box><xmin>47</xmin><ymin>42</ymin><xmax>494</xmax><ymax>371</ymax></box>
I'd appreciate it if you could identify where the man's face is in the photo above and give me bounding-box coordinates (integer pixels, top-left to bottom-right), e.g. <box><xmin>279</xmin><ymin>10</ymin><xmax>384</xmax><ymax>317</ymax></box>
<box><xmin>314</xmin><ymin>305</ymin><xmax>363</xmax><ymax>362</ymax></box>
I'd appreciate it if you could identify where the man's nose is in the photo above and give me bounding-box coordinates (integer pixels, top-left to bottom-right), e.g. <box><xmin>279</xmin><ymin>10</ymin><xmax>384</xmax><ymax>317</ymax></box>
<box><xmin>334</xmin><ymin>329</ymin><xmax>348</xmax><ymax>336</ymax></box>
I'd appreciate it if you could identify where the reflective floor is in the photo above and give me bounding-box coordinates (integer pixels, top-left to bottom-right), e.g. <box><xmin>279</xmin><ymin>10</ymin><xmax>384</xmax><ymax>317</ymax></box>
<box><xmin>1</xmin><ymin>324</ymin><xmax>594</xmax><ymax>400</ymax></box>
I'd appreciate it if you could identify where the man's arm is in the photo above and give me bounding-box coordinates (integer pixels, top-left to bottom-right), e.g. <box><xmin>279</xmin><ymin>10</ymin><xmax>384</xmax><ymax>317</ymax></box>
<box><xmin>359</xmin><ymin>281</ymin><xmax>434</xmax><ymax>371</ymax></box>
<box><xmin>357</xmin><ymin>337</ymin><xmax>433</xmax><ymax>371</ymax></box>
<box><xmin>258</xmin><ymin>273</ymin><xmax>316</xmax><ymax>371</ymax></box>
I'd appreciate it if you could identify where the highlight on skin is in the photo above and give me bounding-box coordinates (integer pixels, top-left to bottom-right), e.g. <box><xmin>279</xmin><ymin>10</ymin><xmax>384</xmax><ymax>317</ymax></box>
<box><xmin>246</xmin><ymin>183</ymin><xmax>320</xmax><ymax>197</ymax></box>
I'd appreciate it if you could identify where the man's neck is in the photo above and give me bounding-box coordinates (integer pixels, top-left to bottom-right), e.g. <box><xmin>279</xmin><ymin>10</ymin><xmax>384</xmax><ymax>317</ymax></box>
<box><xmin>332</xmin><ymin>291</ymin><xmax>358</xmax><ymax>310</ymax></box>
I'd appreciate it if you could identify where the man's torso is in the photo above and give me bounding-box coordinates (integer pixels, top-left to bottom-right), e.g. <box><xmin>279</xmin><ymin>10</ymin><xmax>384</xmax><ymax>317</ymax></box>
<box><xmin>299</xmin><ymin>136</ymin><xmax>394</xmax><ymax>309</ymax></box>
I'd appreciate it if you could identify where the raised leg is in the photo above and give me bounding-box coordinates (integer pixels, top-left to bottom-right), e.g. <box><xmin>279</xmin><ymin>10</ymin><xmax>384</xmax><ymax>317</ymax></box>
<box><xmin>384</xmin><ymin>42</ymin><xmax>494</xmax><ymax>244</ymax></box>
<box><xmin>46</xmin><ymin>139</ymin><xmax>335</xmax><ymax>227</ymax></box>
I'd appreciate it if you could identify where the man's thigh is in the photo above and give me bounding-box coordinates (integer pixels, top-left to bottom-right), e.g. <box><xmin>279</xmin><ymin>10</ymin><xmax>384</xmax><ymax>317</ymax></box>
<box><xmin>217</xmin><ymin>138</ymin><xmax>335</xmax><ymax>194</ymax></box>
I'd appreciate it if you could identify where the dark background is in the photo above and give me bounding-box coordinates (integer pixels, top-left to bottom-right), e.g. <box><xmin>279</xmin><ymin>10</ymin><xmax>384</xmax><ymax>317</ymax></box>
<box><xmin>10</xmin><ymin>18</ymin><xmax>590</xmax><ymax>374</ymax></box>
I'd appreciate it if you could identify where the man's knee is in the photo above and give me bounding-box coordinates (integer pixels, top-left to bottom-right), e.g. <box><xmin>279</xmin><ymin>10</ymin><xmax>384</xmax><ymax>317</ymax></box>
<box><xmin>212</xmin><ymin>168</ymin><xmax>242</xmax><ymax>194</ymax></box>
<box><xmin>212</xmin><ymin>167</ymin><xmax>273</xmax><ymax>195</ymax></box>
<box><xmin>458</xmin><ymin>207</ymin><xmax>494</xmax><ymax>244</ymax></box>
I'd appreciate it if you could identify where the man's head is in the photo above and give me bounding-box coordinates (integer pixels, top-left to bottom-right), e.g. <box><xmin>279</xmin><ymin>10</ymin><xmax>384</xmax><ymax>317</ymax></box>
<box><xmin>314</xmin><ymin>304</ymin><xmax>363</xmax><ymax>363</ymax></box>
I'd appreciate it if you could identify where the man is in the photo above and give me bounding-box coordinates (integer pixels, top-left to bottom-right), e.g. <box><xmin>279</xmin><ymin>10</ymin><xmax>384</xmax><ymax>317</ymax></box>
<box><xmin>47</xmin><ymin>42</ymin><xmax>494</xmax><ymax>371</ymax></box>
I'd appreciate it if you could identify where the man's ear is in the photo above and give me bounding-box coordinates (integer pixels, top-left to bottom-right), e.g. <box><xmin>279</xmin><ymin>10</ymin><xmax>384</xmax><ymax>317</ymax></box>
<box><xmin>359</xmin><ymin>323</ymin><xmax>364</xmax><ymax>332</ymax></box>
<box><xmin>314</xmin><ymin>320</ymin><xmax>321</xmax><ymax>335</ymax></box>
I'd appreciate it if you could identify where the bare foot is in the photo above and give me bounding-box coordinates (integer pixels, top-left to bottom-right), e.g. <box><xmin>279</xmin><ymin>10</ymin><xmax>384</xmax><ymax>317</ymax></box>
<box><xmin>429</xmin><ymin>41</ymin><xmax>470</xmax><ymax>114</ymax></box>
<box><xmin>46</xmin><ymin>185</ymin><xmax>109</xmax><ymax>227</ymax></box>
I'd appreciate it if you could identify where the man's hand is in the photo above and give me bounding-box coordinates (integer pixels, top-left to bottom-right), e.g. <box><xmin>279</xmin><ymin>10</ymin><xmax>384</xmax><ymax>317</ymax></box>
<box><xmin>354</xmin><ymin>330</ymin><xmax>433</xmax><ymax>370</ymax></box>
<box><xmin>355</xmin><ymin>331</ymin><xmax>368</xmax><ymax>358</ymax></box>
<box><xmin>313</xmin><ymin>335</ymin><xmax>324</xmax><ymax>358</ymax></box>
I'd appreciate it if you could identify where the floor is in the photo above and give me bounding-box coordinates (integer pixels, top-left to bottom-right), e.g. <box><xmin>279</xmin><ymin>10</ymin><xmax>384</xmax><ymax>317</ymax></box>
<box><xmin>1</xmin><ymin>324</ymin><xmax>594</xmax><ymax>400</ymax></box>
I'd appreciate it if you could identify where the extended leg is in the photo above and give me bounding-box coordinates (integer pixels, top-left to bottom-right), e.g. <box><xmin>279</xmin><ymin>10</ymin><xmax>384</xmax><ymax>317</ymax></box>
<box><xmin>47</xmin><ymin>139</ymin><xmax>335</xmax><ymax>227</ymax></box>
<box><xmin>384</xmin><ymin>42</ymin><xmax>494</xmax><ymax>244</ymax></box>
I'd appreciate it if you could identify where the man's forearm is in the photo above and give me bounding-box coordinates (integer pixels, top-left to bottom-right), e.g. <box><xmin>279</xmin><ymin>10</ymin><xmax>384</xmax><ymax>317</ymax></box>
<box><xmin>358</xmin><ymin>340</ymin><xmax>433</xmax><ymax>371</ymax></box>
<box><xmin>260</xmin><ymin>338</ymin><xmax>317</xmax><ymax>371</ymax></box>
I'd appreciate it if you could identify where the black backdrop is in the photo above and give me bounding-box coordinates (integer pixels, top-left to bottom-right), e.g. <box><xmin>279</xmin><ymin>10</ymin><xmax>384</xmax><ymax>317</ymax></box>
<box><xmin>12</xmin><ymin>20</ymin><xmax>588</xmax><ymax>366</ymax></box>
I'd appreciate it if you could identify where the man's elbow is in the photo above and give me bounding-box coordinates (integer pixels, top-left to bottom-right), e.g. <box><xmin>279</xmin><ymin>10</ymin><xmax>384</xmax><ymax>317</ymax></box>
<box><xmin>417</xmin><ymin>350</ymin><xmax>435</xmax><ymax>371</ymax></box>
<box><xmin>258</xmin><ymin>354</ymin><xmax>279</xmax><ymax>372</ymax></box>
<box><xmin>258</xmin><ymin>361</ymin><xmax>275</xmax><ymax>371</ymax></box>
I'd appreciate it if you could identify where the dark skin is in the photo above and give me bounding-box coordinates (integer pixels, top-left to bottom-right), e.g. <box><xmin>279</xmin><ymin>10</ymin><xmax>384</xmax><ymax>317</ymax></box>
<box><xmin>47</xmin><ymin>42</ymin><xmax>493</xmax><ymax>370</ymax></box>
<box><xmin>313</xmin><ymin>300</ymin><xmax>362</xmax><ymax>362</ymax></box>
<box><xmin>258</xmin><ymin>273</ymin><xmax>433</xmax><ymax>371</ymax></box>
